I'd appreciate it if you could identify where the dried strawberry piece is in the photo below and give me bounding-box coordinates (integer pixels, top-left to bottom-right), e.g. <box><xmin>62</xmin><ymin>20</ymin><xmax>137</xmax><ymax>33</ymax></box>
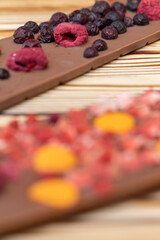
<box><xmin>137</xmin><ymin>118</ymin><xmax>160</xmax><ymax>139</ymax></box>
<box><xmin>137</xmin><ymin>0</ymin><xmax>160</xmax><ymax>20</ymax></box>
<box><xmin>54</xmin><ymin>23</ymin><xmax>88</xmax><ymax>47</ymax></box>
<box><xmin>68</xmin><ymin>109</ymin><xmax>90</xmax><ymax>133</ymax></box>
<box><xmin>6</xmin><ymin>48</ymin><xmax>48</xmax><ymax>72</ymax></box>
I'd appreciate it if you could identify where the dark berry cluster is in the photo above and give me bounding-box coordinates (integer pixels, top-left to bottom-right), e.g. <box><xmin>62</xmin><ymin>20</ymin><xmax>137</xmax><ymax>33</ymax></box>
<box><xmin>83</xmin><ymin>39</ymin><xmax>107</xmax><ymax>58</ymax></box>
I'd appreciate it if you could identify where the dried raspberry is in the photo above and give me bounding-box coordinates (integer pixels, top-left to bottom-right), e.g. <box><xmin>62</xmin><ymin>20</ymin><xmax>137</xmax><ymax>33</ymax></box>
<box><xmin>111</xmin><ymin>21</ymin><xmax>127</xmax><ymax>34</ymax></box>
<box><xmin>49</xmin><ymin>113</ymin><xmax>60</xmax><ymax>124</ymax></box>
<box><xmin>54</xmin><ymin>23</ymin><xmax>88</xmax><ymax>48</ymax></box>
<box><xmin>83</xmin><ymin>47</ymin><xmax>99</xmax><ymax>58</ymax></box>
<box><xmin>13</xmin><ymin>26</ymin><xmax>34</xmax><ymax>44</ymax></box>
<box><xmin>92</xmin><ymin>39</ymin><xmax>108</xmax><ymax>52</ymax></box>
<box><xmin>92</xmin><ymin>1</ymin><xmax>111</xmax><ymax>16</ymax></box>
<box><xmin>133</xmin><ymin>13</ymin><xmax>149</xmax><ymax>25</ymax></box>
<box><xmin>137</xmin><ymin>0</ymin><xmax>160</xmax><ymax>21</ymax></box>
<box><xmin>22</xmin><ymin>39</ymin><xmax>41</xmax><ymax>48</ymax></box>
<box><xmin>102</xmin><ymin>26</ymin><xmax>118</xmax><ymax>40</ymax></box>
<box><xmin>105</xmin><ymin>11</ymin><xmax>122</xmax><ymax>25</ymax></box>
<box><xmin>124</xmin><ymin>16</ymin><xmax>134</xmax><ymax>27</ymax></box>
<box><xmin>6</xmin><ymin>48</ymin><xmax>48</xmax><ymax>72</ymax></box>
<box><xmin>24</xmin><ymin>21</ymin><xmax>39</xmax><ymax>34</ymax></box>
<box><xmin>50</xmin><ymin>12</ymin><xmax>68</xmax><ymax>25</ymax></box>
<box><xmin>85</xmin><ymin>23</ymin><xmax>99</xmax><ymax>36</ymax></box>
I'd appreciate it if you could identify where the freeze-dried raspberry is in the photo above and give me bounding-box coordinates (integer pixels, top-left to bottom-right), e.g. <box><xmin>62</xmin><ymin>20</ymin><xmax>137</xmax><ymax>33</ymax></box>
<box><xmin>13</xmin><ymin>26</ymin><xmax>34</xmax><ymax>44</ymax></box>
<box><xmin>24</xmin><ymin>21</ymin><xmax>39</xmax><ymax>34</ymax></box>
<box><xmin>6</xmin><ymin>48</ymin><xmax>48</xmax><ymax>72</ymax></box>
<box><xmin>22</xmin><ymin>39</ymin><xmax>41</xmax><ymax>48</ymax></box>
<box><xmin>137</xmin><ymin>0</ymin><xmax>160</xmax><ymax>21</ymax></box>
<box><xmin>50</xmin><ymin>12</ymin><xmax>68</xmax><ymax>25</ymax></box>
<box><xmin>54</xmin><ymin>23</ymin><xmax>88</xmax><ymax>48</ymax></box>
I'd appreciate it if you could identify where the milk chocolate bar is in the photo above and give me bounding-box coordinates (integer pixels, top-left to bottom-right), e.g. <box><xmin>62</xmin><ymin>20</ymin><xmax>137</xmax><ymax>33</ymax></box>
<box><xmin>1</xmin><ymin>90</ymin><xmax>160</xmax><ymax>235</ymax></box>
<box><xmin>0</xmin><ymin>0</ymin><xmax>159</xmax><ymax>111</ymax></box>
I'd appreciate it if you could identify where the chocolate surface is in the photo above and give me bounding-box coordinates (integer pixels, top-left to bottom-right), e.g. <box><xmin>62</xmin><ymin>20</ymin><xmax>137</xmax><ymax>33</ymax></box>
<box><xmin>0</xmin><ymin>0</ymin><xmax>159</xmax><ymax>111</ymax></box>
<box><xmin>1</xmin><ymin>166</ymin><xmax>160</xmax><ymax>236</ymax></box>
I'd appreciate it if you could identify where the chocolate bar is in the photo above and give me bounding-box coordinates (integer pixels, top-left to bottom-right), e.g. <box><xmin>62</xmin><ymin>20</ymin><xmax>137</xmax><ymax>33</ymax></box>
<box><xmin>0</xmin><ymin>0</ymin><xmax>159</xmax><ymax>111</ymax></box>
<box><xmin>1</xmin><ymin>90</ymin><xmax>160</xmax><ymax>235</ymax></box>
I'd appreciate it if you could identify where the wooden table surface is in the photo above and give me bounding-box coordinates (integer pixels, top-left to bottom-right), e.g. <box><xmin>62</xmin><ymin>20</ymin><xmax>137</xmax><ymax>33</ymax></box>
<box><xmin>1</xmin><ymin>0</ymin><xmax>160</xmax><ymax>239</ymax></box>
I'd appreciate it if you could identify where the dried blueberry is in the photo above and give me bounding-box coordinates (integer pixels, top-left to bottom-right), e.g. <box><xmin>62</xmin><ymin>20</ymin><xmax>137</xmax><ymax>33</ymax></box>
<box><xmin>84</xmin><ymin>47</ymin><xmax>98</xmax><ymax>58</ymax></box>
<box><xmin>38</xmin><ymin>26</ymin><xmax>54</xmax><ymax>43</ymax></box>
<box><xmin>85</xmin><ymin>23</ymin><xmax>99</xmax><ymax>36</ymax></box>
<box><xmin>92</xmin><ymin>1</ymin><xmax>111</xmax><ymax>16</ymax></box>
<box><xmin>88</xmin><ymin>11</ymin><xmax>100</xmax><ymax>22</ymax></box>
<box><xmin>92</xmin><ymin>39</ymin><xmax>107</xmax><ymax>51</ymax></box>
<box><xmin>111</xmin><ymin>21</ymin><xmax>127</xmax><ymax>34</ymax></box>
<box><xmin>69</xmin><ymin>10</ymin><xmax>81</xmax><ymax>21</ymax></box>
<box><xmin>112</xmin><ymin>2</ymin><xmax>126</xmax><ymax>14</ymax></box>
<box><xmin>124</xmin><ymin>16</ymin><xmax>133</xmax><ymax>27</ymax></box>
<box><xmin>22</xmin><ymin>39</ymin><xmax>41</xmax><ymax>48</ymax></box>
<box><xmin>133</xmin><ymin>13</ymin><xmax>149</xmax><ymax>26</ymax></box>
<box><xmin>24</xmin><ymin>21</ymin><xmax>39</xmax><ymax>34</ymax></box>
<box><xmin>94</xmin><ymin>18</ymin><xmax>106</xmax><ymax>30</ymax></box>
<box><xmin>72</xmin><ymin>12</ymin><xmax>88</xmax><ymax>25</ymax></box>
<box><xmin>102</xmin><ymin>26</ymin><xmax>118</xmax><ymax>40</ymax></box>
<box><xmin>0</xmin><ymin>68</ymin><xmax>10</xmax><ymax>80</ymax></box>
<box><xmin>39</xmin><ymin>22</ymin><xmax>50</xmax><ymax>31</ymax></box>
<box><xmin>81</xmin><ymin>8</ymin><xmax>91</xmax><ymax>14</ymax></box>
<box><xmin>104</xmin><ymin>11</ymin><xmax>122</xmax><ymax>26</ymax></box>
<box><xmin>50</xmin><ymin>12</ymin><xmax>68</xmax><ymax>25</ymax></box>
<box><xmin>13</xmin><ymin>26</ymin><xmax>34</xmax><ymax>44</ymax></box>
<box><xmin>127</xmin><ymin>0</ymin><xmax>141</xmax><ymax>12</ymax></box>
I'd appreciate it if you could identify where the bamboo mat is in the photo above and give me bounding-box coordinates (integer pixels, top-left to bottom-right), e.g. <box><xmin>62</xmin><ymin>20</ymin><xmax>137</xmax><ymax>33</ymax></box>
<box><xmin>1</xmin><ymin>0</ymin><xmax>160</xmax><ymax>239</ymax></box>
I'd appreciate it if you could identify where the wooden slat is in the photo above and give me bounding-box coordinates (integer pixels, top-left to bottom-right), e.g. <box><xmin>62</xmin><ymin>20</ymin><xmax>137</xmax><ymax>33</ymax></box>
<box><xmin>1</xmin><ymin>1</ymin><xmax>160</xmax><ymax>239</ymax></box>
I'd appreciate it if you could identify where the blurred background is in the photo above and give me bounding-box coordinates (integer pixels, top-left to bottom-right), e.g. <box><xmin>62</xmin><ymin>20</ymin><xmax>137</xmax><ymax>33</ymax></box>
<box><xmin>1</xmin><ymin>0</ymin><xmax>160</xmax><ymax>239</ymax></box>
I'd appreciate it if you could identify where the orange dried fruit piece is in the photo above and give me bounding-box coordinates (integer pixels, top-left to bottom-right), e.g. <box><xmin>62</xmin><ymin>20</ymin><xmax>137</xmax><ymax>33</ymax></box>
<box><xmin>93</xmin><ymin>112</ymin><xmax>135</xmax><ymax>133</ymax></box>
<box><xmin>156</xmin><ymin>140</ymin><xmax>160</xmax><ymax>153</ymax></box>
<box><xmin>33</xmin><ymin>145</ymin><xmax>77</xmax><ymax>174</ymax></box>
<box><xmin>28</xmin><ymin>178</ymin><xmax>80</xmax><ymax>209</ymax></box>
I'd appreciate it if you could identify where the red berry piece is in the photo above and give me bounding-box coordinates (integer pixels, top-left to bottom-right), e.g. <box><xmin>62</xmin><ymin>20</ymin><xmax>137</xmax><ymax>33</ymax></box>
<box><xmin>6</xmin><ymin>48</ymin><xmax>48</xmax><ymax>72</ymax></box>
<box><xmin>22</xmin><ymin>39</ymin><xmax>41</xmax><ymax>48</ymax></box>
<box><xmin>13</xmin><ymin>26</ymin><xmax>34</xmax><ymax>44</ymax></box>
<box><xmin>85</xmin><ymin>23</ymin><xmax>99</xmax><ymax>36</ymax></box>
<box><xmin>49</xmin><ymin>113</ymin><xmax>60</xmax><ymax>124</ymax></box>
<box><xmin>54</xmin><ymin>23</ymin><xmax>88</xmax><ymax>48</ymax></box>
<box><xmin>83</xmin><ymin>47</ymin><xmax>98</xmax><ymax>58</ymax></box>
<box><xmin>102</xmin><ymin>26</ymin><xmax>118</xmax><ymax>40</ymax></box>
<box><xmin>105</xmin><ymin>11</ymin><xmax>122</xmax><ymax>25</ymax></box>
<box><xmin>92</xmin><ymin>1</ymin><xmax>111</xmax><ymax>17</ymax></box>
<box><xmin>124</xmin><ymin>16</ymin><xmax>133</xmax><ymax>27</ymax></box>
<box><xmin>92</xmin><ymin>39</ymin><xmax>107</xmax><ymax>52</ymax></box>
<box><xmin>133</xmin><ymin>13</ymin><xmax>149</xmax><ymax>26</ymax></box>
<box><xmin>24</xmin><ymin>21</ymin><xmax>39</xmax><ymax>34</ymax></box>
<box><xmin>111</xmin><ymin>20</ymin><xmax>127</xmax><ymax>34</ymax></box>
<box><xmin>137</xmin><ymin>0</ymin><xmax>160</xmax><ymax>21</ymax></box>
<box><xmin>112</xmin><ymin>2</ymin><xmax>126</xmax><ymax>14</ymax></box>
<box><xmin>0</xmin><ymin>68</ymin><xmax>10</xmax><ymax>80</ymax></box>
<box><xmin>50</xmin><ymin>12</ymin><xmax>68</xmax><ymax>25</ymax></box>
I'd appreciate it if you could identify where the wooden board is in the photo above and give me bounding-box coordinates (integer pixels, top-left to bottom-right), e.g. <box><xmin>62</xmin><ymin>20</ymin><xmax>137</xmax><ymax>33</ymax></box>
<box><xmin>1</xmin><ymin>0</ymin><xmax>160</xmax><ymax>239</ymax></box>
